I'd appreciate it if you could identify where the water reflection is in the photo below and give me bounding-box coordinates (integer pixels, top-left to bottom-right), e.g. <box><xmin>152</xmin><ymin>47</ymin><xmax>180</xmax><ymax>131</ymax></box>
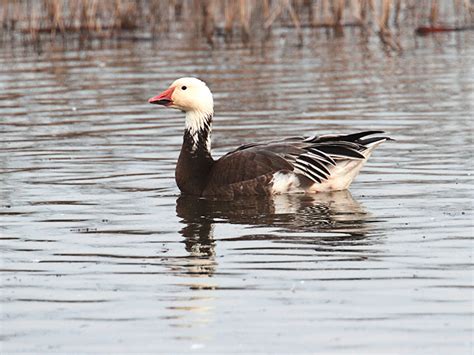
<box><xmin>2</xmin><ymin>30</ymin><xmax>472</xmax><ymax>353</ymax></box>
<box><xmin>176</xmin><ymin>191</ymin><xmax>374</xmax><ymax>277</ymax></box>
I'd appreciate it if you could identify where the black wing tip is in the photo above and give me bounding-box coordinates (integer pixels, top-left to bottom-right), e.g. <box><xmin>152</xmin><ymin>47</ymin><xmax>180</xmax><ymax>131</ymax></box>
<box><xmin>346</xmin><ymin>131</ymin><xmax>395</xmax><ymax>145</ymax></box>
<box><xmin>304</xmin><ymin>130</ymin><xmax>388</xmax><ymax>143</ymax></box>
<box><xmin>356</xmin><ymin>131</ymin><xmax>397</xmax><ymax>141</ymax></box>
<box><xmin>316</xmin><ymin>145</ymin><xmax>366</xmax><ymax>160</ymax></box>
<box><xmin>355</xmin><ymin>130</ymin><xmax>385</xmax><ymax>135</ymax></box>
<box><xmin>345</xmin><ymin>130</ymin><xmax>385</xmax><ymax>140</ymax></box>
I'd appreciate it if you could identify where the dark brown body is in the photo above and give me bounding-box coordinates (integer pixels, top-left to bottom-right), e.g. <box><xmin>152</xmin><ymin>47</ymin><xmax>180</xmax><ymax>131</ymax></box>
<box><xmin>176</xmin><ymin>138</ymin><xmax>280</xmax><ymax>198</ymax></box>
<box><xmin>175</xmin><ymin>127</ymin><xmax>389</xmax><ymax>198</ymax></box>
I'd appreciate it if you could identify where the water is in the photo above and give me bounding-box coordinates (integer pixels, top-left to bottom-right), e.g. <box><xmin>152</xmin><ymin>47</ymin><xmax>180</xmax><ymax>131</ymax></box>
<box><xmin>1</xmin><ymin>31</ymin><xmax>473</xmax><ymax>353</ymax></box>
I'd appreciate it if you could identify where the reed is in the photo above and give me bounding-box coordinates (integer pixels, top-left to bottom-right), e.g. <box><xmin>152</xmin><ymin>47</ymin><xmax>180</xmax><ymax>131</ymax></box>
<box><xmin>1</xmin><ymin>0</ymin><xmax>472</xmax><ymax>48</ymax></box>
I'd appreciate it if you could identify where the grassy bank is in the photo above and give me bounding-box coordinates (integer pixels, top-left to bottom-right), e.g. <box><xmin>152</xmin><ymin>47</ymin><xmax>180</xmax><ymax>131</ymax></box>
<box><xmin>1</xmin><ymin>0</ymin><xmax>473</xmax><ymax>48</ymax></box>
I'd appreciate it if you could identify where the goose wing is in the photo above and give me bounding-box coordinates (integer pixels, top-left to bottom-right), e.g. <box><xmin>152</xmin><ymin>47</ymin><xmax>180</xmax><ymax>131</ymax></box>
<box><xmin>290</xmin><ymin>130</ymin><xmax>390</xmax><ymax>183</ymax></box>
<box><xmin>204</xmin><ymin>131</ymin><xmax>390</xmax><ymax>196</ymax></box>
<box><xmin>205</xmin><ymin>144</ymin><xmax>295</xmax><ymax>189</ymax></box>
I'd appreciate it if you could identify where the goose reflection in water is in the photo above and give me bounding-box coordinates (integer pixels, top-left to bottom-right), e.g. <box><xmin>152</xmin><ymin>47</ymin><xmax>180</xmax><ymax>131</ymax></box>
<box><xmin>176</xmin><ymin>190</ymin><xmax>376</xmax><ymax>277</ymax></box>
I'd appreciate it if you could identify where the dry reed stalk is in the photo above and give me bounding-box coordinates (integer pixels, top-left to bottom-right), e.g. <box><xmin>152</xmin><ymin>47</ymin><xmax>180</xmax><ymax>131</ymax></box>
<box><xmin>377</xmin><ymin>0</ymin><xmax>403</xmax><ymax>51</ymax></box>
<box><xmin>30</xmin><ymin>1</ymin><xmax>42</xmax><ymax>40</ymax></box>
<box><xmin>47</xmin><ymin>0</ymin><xmax>64</xmax><ymax>34</ymax></box>
<box><xmin>285</xmin><ymin>0</ymin><xmax>303</xmax><ymax>42</ymax></box>
<box><xmin>113</xmin><ymin>0</ymin><xmax>124</xmax><ymax>30</ymax></box>
<box><xmin>393</xmin><ymin>0</ymin><xmax>402</xmax><ymax>26</ymax></box>
<box><xmin>260</xmin><ymin>0</ymin><xmax>271</xmax><ymax>40</ymax></box>
<box><xmin>430</xmin><ymin>0</ymin><xmax>439</xmax><ymax>24</ymax></box>
<box><xmin>264</xmin><ymin>1</ymin><xmax>282</xmax><ymax>29</ymax></box>
<box><xmin>262</xmin><ymin>0</ymin><xmax>270</xmax><ymax>20</ymax></box>
<box><xmin>332</xmin><ymin>0</ymin><xmax>345</xmax><ymax>26</ymax></box>
<box><xmin>380</xmin><ymin>0</ymin><xmax>392</xmax><ymax>29</ymax></box>
<box><xmin>224</xmin><ymin>0</ymin><xmax>237</xmax><ymax>36</ymax></box>
<box><xmin>350</xmin><ymin>0</ymin><xmax>361</xmax><ymax>22</ymax></box>
<box><xmin>466</xmin><ymin>0</ymin><xmax>474</xmax><ymax>19</ymax></box>
<box><xmin>354</xmin><ymin>0</ymin><xmax>373</xmax><ymax>35</ymax></box>
<box><xmin>1</xmin><ymin>0</ymin><xmax>471</xmax><ymax>47</ymax></box>
<box><xmin>67</xmin><ymin>0</ymin><xmax>79</xmax><ymax>31</ymax></box>
<box><xmin>239</xmin><ymin>0</ymin><xmax>250</xmax><ymax>41</ymax></box>
<box><xmin>264</xmin><ymin>0</ymin><xmax>302</xmax><ymax>41</ymax></box>
<box><xmin>320</xmin><ymin>0</ymin><xmax>330</xmax><ymax>25</ymax></box>
<box><xmin>79</xmin><ymin>0</ymin><xmax>97</xmax><ymax>32</ymax></box>
<box><xmin>1</xmin><ymin>0</ymin><xmax>11</xmax><ymax>30</ymax></box>
<box><xmin>201</xmin><ymin>0</ymin><xmax>215</xmax><ymax>43</ymax></box>
<box><xmin>359</xmin><ymin>0</ymin><xmax>369</xmax><ymax>26</ymax></box>
<box><xmin>303</xmin><ymin>0</ymin><xmax>314</xmax><ymax>25</ymax></box>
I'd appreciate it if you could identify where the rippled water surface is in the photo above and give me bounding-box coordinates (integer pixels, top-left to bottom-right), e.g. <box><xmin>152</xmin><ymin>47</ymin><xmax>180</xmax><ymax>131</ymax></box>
<box><xmin>1</xmin><ymin>32</ymin><xmax>473</xmax><ymax>353</ymax></box>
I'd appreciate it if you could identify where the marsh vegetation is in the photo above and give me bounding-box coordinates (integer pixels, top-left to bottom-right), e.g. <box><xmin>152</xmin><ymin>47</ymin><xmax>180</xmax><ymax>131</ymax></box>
<box><xmin>1</xmin><ymin>0</ymin><xmax>473</xmax><ymax>48</ymax></box>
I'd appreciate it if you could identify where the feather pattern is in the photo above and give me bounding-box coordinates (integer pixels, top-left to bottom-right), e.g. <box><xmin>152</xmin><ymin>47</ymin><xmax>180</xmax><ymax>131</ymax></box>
<box><xmin>204</xmin><ymin>131</ymin><xmax>390</xmax><ymax>194</ymax></box>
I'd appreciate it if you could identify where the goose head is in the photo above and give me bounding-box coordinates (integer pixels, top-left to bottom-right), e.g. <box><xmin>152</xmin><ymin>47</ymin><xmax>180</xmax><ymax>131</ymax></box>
<box><xmin>148</xmin><ymin>77</ymin><xmax>213</xmax><ymax>115</ymax></box>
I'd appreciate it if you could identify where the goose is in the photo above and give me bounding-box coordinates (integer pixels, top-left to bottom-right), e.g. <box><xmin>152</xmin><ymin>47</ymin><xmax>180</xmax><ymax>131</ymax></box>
<box><xmin>148</xmin><ymin>77</ymin><xmax>390</xmax><ymax>198</ymax></box>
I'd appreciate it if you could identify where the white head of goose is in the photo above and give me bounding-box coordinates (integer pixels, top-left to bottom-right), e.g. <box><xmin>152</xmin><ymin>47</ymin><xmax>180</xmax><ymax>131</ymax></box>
<box><xmin>149</xmin><ymin>77</ymin><xmax>391</xmax><ymax>198</ymax></box>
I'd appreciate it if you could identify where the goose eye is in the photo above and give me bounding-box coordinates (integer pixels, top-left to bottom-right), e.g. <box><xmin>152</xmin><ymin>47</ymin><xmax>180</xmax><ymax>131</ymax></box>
<box><xmin>181</xmin><ymin>86</ymin><xmax>187</xmax><ymax>90</ymax></box>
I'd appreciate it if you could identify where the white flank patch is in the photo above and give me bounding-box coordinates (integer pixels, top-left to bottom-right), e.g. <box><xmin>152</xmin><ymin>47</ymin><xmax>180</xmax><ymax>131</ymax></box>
<box><xmin>308</xmin><ymin>157</ymin><xmax>368</xmax><ymax>192</ymax></box>
<box><xmin>271</xmin><ymin>172</ymin><xmax>302</xmax><ymax>194</ymax></box>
